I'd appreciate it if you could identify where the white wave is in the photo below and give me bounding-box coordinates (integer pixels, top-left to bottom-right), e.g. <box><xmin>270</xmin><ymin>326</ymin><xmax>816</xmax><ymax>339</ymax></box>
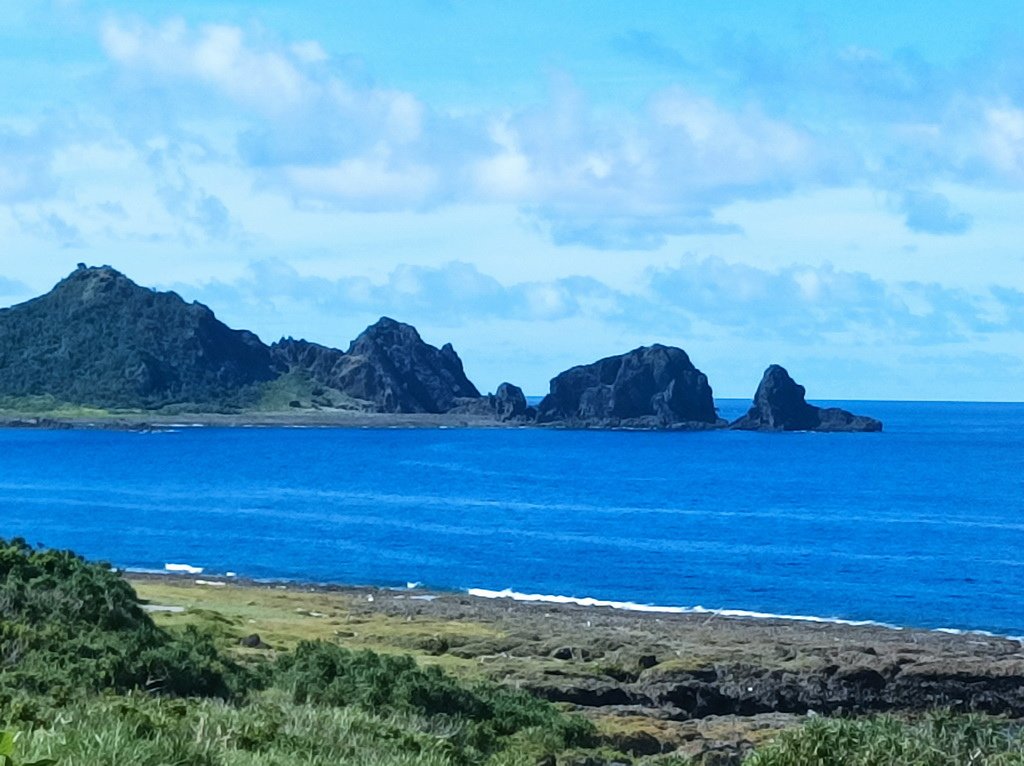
<box><xmin>164</xmin><ymin>562</ymin><xmax>204</xmax><ymax>574</ymax></box>
<box><xmin>195</xmin><ymin>579</ymin><xmax>226</xmax><ymax>587</ymax></box>
<box><xmin>406</xmin><ymin>581</ymin><xmax>422</xmax><ymax>589</ymax></box>
<box><xmin>934</xmin><ymin>627</ymin><xmax>1024</xmax><ymax>642</ymax></box>
<box><xmin>466</xmin><ymin>588</ymin><xmax>902</xmax><ymax>629</ymax></box>
<box><xmin>466</xmin><ymin>588</ymin><xmax>1024</xmax><ymax>642</ymax></box>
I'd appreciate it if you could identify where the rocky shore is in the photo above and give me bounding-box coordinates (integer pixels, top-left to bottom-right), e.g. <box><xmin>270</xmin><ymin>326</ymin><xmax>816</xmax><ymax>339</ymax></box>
<box><xmin>128</xmin><ymin>573</ymin><xmax>1024</xmax><ymax>763</ymax></box>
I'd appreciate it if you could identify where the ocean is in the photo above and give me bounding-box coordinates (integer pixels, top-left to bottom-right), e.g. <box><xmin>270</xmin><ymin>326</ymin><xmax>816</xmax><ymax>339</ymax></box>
<box><xmin>2</xmin><ymin>399</ymin><xmax>1023</xmax><ymax>636</ymax></box>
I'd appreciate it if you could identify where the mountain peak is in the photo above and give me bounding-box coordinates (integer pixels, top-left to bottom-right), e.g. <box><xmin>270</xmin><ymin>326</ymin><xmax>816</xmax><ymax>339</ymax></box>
<box><xmin>0</xmin><ymin>266</ymin><xmax>278</xmax><ymax>409</ymax></box>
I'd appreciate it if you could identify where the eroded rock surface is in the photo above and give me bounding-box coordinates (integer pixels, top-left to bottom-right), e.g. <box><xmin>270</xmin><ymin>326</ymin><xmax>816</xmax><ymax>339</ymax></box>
<box><xmin>274</xmin><ymin>317</ymin><xmax>479</xmax><ymax>413</ymax></box>
<box><xmin>536</xmin><ymin>345</ymin><xmax>721</xmax><ymax>429</ymax></box>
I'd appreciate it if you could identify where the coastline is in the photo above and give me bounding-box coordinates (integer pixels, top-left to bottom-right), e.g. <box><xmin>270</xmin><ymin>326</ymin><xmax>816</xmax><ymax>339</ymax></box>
<box><xmin>126</xmin><ymin>571</ymin><xmax>1024</xmax><ymax>760</ymax></box>
<box><xmin>0</xmin><ymin>410</ymin><xmax>519</xmax><ymax>431</ymax></box>
<box><xmin>0</xmin><ymin>410</ymin><xmax>740</xmax><ymax>431</ymax></box>
<box><xmin>126</xmin><ymin>570</ymin><xmax>1023</xmax><ymax>642</ymax></box>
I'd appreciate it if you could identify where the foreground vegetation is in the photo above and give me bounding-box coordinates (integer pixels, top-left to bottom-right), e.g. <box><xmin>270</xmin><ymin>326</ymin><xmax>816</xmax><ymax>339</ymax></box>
<box><xmin>4</xmin><ymin>538</ymin><xmax>1024</xmax><ymax>764</ymax></box>
<box><xmin>0</xmin><ymin>539</ymin><xmax>613</xmax><ymax>765</ymax></box>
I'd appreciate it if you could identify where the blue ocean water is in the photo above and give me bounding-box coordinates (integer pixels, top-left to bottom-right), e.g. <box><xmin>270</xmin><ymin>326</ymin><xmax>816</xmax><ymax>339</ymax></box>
<box><xmin>2</xmin><ymin>400</ymin><xmax>1023</xmax><ymax>635</ymax></box>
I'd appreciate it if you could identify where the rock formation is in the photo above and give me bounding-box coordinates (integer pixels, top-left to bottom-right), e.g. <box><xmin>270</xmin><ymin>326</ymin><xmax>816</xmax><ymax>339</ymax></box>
<box><xmin>0</xmin><ymin>265</ymin><xmax>280</xmax><ymax>409</ymax></box>
<box><xmin>535</xmin><ymin>345</ymin><xmax>720</xmax><ymax>428</ymax></box>
<box><xmin>448</xmin><ymin>382</ymin><xmax>534</xmax><ymax>422</ymax></box>
<box><xmin>274</xmin><ymin>317</ymin><xmax>480</xmax><ymax>414</ymax></box>
<box><xmin>730</xmin><ymin>365</ymin><xmax>882</xmax><ymax>432</ymax></box>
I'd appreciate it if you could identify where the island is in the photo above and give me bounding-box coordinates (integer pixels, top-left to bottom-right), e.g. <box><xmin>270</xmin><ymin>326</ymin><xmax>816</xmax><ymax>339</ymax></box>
<box><xmin>0</xmin><ymin>265</ymin><xmax>882</xmax><ymax>432</ymax></box>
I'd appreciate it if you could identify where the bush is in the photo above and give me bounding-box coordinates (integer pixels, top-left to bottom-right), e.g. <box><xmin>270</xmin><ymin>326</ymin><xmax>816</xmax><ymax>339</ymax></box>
<box><xmin>745</xmin><ymin>711</ymin><xmax>1024</xmax><ymax>766</ymax></box>
<box><xmin>0</xmin><ymin>539</ymin><xmax>246</xmax><ymax>702</ymax></box>
<box><xmin>273</xmin><ymin>642</ymin><xmax>595</xmax><ymax>756</ymax></box>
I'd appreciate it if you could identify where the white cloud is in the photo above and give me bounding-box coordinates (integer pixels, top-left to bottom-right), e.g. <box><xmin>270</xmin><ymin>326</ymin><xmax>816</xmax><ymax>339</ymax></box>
<box><xmin>979</xmin><ymin>105</ymin><xmax>1024</xmax><ymax>180</ymax></box>
<box><xmin>102</xmin><ymin>18</ymin><xmax>309</xmax><ymax>114</ymax></box>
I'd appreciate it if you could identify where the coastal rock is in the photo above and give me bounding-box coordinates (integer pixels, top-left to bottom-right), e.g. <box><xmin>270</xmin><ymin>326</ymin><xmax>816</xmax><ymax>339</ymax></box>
<box><xmin>730</xmin><ymin>365</ymin><xmax>882</xmax><ymax>432</ymax></box>
<box><xmin>0</xmin><ymin>265</ymin><xmax>280</xmax><ymax>410</ymax></box>
<box><xmin>448</xmin><ymin>381</ymin><xmax>534</xmax><ymax>422</ymax></box>
<box><xmin>536</xmin><ymin>345</ymin><xmax>720</xmax><ymax>429</ymax></box>
<box><xmin>493</xmin><ymin>382</ymin><xmax>530</xmax><ymax>421</ymax></box>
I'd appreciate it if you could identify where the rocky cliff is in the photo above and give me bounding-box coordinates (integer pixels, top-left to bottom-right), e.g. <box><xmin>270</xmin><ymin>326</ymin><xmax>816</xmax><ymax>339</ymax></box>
<box><xmin>274</xmin><ymin>317</ymin><xmax>480</xmax><ymax>414</ymax></box>
<box><xmin>730</xmin><ymin>365</ymin><xmax>882</xmax><ymax>432</ymax></box>
<box><xmin>535</xmin><ymin>345</ymin><xmax>720</xmax><ymax>428</ymax></box>
<box><xmin>0</xmin><ymin>265</ymin><xmax>280</xmax><ymax>409</ymax></box>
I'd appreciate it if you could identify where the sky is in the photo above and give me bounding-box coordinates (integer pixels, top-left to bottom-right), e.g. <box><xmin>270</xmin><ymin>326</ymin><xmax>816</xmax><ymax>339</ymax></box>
<box><xmin>2</xmin><ymin>2</ymin><xmax>1024</xmax><ymax>400</ymax></box>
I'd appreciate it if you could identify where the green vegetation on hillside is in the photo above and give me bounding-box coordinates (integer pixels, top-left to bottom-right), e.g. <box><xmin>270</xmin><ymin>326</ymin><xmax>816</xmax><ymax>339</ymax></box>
<box><xmin>0</xmin><ymin>267</ymin><xmax>277</xmax><ymax>411</ymax></box>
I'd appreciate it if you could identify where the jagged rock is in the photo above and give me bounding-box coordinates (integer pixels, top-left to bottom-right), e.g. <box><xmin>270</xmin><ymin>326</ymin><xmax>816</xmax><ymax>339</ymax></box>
<box><xmin>0</xmin><ymin>265</ymin><xmax>280</xmax><ymax>409</ymax></box>
<box><xmin>730</xmin><ymin>365</ymin><xmax>882</xmax><ymax>432</ymax></box>
<box><xmin>274</xmin><ymin>318</ymin><xmax>480</xmax><ymax>413</ymax></box>
<box><xmin>449</xmin><ymin>381</ymin><xmax>534</xmax><ymax>422</ymax></box>
<box><xmin>536</xmin><ymin>345</ymin><xmax>720</xmax><ymax>429</ymax></box>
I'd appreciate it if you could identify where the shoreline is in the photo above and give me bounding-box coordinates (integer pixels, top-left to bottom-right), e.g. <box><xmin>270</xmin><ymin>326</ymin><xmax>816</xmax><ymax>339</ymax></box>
<box><xmin>126</xmin><ymin>570</ymin><xmax>1024</xmax><ymax>759</ymax></box>
<box><xmin>124</xmin><ymin>570</ymin><xmax>1024</xmax><ymax>646</ymax></box>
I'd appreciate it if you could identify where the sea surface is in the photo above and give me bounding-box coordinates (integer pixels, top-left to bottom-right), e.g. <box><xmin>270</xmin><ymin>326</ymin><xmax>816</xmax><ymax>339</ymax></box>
<box><xmin>2</xmin><ymin>400</ymin><xmax>1023</xmax><ymax>636</ymax></box>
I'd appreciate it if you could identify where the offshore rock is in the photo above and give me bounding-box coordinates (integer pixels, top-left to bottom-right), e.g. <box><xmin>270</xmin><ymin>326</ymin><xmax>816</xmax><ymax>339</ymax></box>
<box><xmin>274</xmin><ymin>317</ymin><xmax>480</xmax><ymax>414</ymax></box>
<box><xmin>493</xmin><ymin>381</ymin><xmax>530</xmax><ymax>421</ymax></box>
<box><xmin>448</xmin><ymin>382</ymin><xmax>534</xmax><ymax>422</ymax></box>
<box><xmin>535</xmin><ymin>345</ymin><xmax>720</xmax><ymax>429</ymax></box>
<box><xmin>730</xmin><ymin>365</ymin><xmax>882</xmax><ymax>432</ymax></box>
<box><xmin>0</xmin><ymin>265</ymin><xmax>279</xmax><ymax>410</ymax></box>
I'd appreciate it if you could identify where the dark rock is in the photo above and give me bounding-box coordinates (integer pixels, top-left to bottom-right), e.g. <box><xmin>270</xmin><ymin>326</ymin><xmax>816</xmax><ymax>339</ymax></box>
<box><xmin>239</xmin><ymin>633</ymin><xmax>270</xmax><ymax>649</ymax></box>
<box><xmin>551</xmin><ymin>646</ymin><xmax>593</xmax><ymax>661</ymax></box>
<box><xmin>0</xmin><ymin>265</ymin><xmax>281</xmax><ymax>410</ymax></box>
<box><xmin>536</xmin><ymin>344</ymin><xmax>720</xmax><ymax>429</ymax></box>
<box><xmin>730</xmin><ymin>365</ymin><xmax>882</xmax><ymax>432</ymax></box>
<box><xmin>449</xmin><ymin>381</ymin><xmax>533</xmax><ymax>422</ymax></box>
<box><xmin>528</xmin><ymin>679</ymin><xmax>635</xmax><ymax>707</ymax></box>
<box><xmin>493</xmin><ymin>382</ymin><xmax>529</xmax><ymax>421</ymax></box>
<box><xmin>273</xmin><ymin>318</ymin><xmax>479</xmax><ymax>413</ymax></box>
<box><xmin>637</xmin><ymin>654</ymin><xmax>659</xmax><ymax>670</ymax></box>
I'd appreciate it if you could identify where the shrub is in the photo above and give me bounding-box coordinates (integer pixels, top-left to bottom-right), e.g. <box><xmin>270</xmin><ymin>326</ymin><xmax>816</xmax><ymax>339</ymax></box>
<box><xmin>0</xmin><ymin>539</ymin><xmax>246</xmax><ymax>702</ymax></box>
<box><xmin>273</xmin><ymin>642</ymin><xmax>596</xmax><ymax>756</ymax></box>
<box><xmin>745</xmin><ymin>711</ymin><xmax>1024</xmax><ymax>766</ymax></box>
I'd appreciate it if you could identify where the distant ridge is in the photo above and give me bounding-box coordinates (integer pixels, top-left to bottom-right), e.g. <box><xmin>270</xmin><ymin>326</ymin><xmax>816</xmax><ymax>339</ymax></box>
<box><xmin>0</xmin><ymin>265</ymin><xmax>882</xmax><ymax>430</ymax></box>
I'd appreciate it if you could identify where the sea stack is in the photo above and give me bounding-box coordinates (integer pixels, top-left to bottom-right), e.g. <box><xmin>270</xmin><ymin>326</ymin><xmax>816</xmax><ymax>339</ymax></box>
<box><xmin>535</xmin><ymin>344</ymin><xmax>721</xmax><ymax>429</ymax></box>
<box><xmin>730</xmin><ymin>364</ymin><xmax>882</xmax><ymax>432</ymax></box>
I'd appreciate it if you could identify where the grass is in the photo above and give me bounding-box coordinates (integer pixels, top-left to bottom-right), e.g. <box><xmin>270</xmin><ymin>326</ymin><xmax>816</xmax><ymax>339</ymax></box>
<box><xmin>745</xmin><ymin>712</ymin><xmax>1024</xmax><ymax>766</ymax></box>
<box><xmin>133</xmin><ymin>580</ymin><xmax>503</xmax><ymax>676</ymax></box>
<box><xmin>0</xmin><ymin>394</ymin><xmax>116</xmax><ymax>419</ymax></box>
<box><xmin>254</xmin><ymin>370</ymin><xmax>367</xmax><ymax>413</ymax></box>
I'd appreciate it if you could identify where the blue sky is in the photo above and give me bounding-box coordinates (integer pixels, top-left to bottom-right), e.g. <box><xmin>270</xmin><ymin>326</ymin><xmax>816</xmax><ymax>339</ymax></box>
<box><xmin>2</xmin><ymin>1</ymin><xmax>1024</xmax><ymax>400</ymax></box>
